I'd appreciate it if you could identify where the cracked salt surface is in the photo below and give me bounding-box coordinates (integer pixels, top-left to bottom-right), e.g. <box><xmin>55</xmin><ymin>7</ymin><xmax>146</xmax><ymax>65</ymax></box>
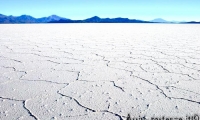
<box><xmin>0</xmin><ymin>24</ymin><xmax>200</xmax><ymax>120</ymax></box>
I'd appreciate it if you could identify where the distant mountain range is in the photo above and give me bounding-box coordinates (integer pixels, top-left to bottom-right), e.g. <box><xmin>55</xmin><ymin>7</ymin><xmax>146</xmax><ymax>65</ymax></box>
<box><xmin>150</xmin><ymin>18</ymin><xmax>168</xmax><ymax>23</ymax></box>
<box><xmin>150</xmin><ymin>18</ymin><xmax>188</xmax><ymax>23</ymax></box>
<box><xmin>0</xmin><ymin>13</ymin><xmax>199</xmax><ymax>24</ymax></box>
<box><xmin>49</xmin><ymin>16</ymin><xmax>152</xmax><ymax>23</ymax></box>
<box><xmin>0</xmin><ymin>14</ymin><xmax>69</xmax><ymax>23</ymax></box>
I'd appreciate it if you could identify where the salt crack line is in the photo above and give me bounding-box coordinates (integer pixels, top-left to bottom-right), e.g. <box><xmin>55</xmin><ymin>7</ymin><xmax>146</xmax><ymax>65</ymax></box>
<box><xmin>111</xmin><ymin>81</ymin><xmax>125</xmax><ymax>92</ymax></box>
<box><xmin>10</xmin><ymin>58</ymin><xmax>22</xmax><ymax>63</ymax></box>
<box><xmin>1</xmin><ymin>66</ymin><xmax>27</xmax><ymax>79</ymax></box>
<box><xmin>20</xmin><ymin>79</ymin><xmax>69</xmax><ymax>85</ymax></box>
<box><xmin>139</xmin><ymin>64</ymin><xmax>148</xmax><ymax>72</ymax></box>
<box><xmin>0</xmin><ymin>97</ymin><xmax>38</xmax><ymax>120</ymax></box>
<box><xmin>158</xmin><ymin>51</ymin><xmax>189</xmax><ymax>63</ymax></box>
<box><xmin>57</xmin><ymin>91</ymin><xmax>124</xmax><ymax>120</ymax></box>
<box><xmin>0</xmin><ymin>96</ymin><xmax>23</xmax><ymax>101</ymax></box>
<box><xmin>65</xmin><ymin>114</ymin><xmax>89</xmax><ymax>118</ymax></box>
<box><xmin>148</xmin><ymin>59</ymin><xmax>170</xmax><ymax>73</ymax></box>
<box><xmin>46</xmin><ymin>60</ymin><xmax>61</xmax><ymax>64</ymax></box>
<box><xmin>100</xmin><ymin>110</ymin><xmax>124</xmax><ymax>120</ymax></box>
<box><xmin>163</xmin><ymin>86</ymin><xmax>200</xmax><ymax>95</ymax></box>
<box><xmin>154</xmin><ymin>62</ymin><xmax>170</xmax><ymax>73</ymax></box>
<box><xmin>57</xmin><ymin>92</ymin><xmax>96</xmax><ymax>112</ymax></box>
<box><xmin>76</xmin><ymin>71</ymin><xmax>80</xmax><ymax>80</ymax></box>
<box><xmin>50</xmin><ymin>68</ymin><xmax>80</xmax><ymax>81</ymax></box>
<box><xmin>93</xmin><ymin>53</ymin><xmax>111</xmax><ymax>67</ymax></box>
<box><xmin>133</xmin><ymin>75</ymin><xmax>200</xmax><ymax>105</ymax></box>
<box><xmin>23</xmin><ymin>100</ymin><xmax>39</xmax><ymax>120</ymax></box>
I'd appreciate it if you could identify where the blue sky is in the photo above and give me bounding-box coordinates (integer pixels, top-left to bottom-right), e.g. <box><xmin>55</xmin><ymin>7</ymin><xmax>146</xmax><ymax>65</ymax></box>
<box><xmin>0</xmin><ymin>0</ymin><xmax>200</xmax><ymax>21</ymax></box>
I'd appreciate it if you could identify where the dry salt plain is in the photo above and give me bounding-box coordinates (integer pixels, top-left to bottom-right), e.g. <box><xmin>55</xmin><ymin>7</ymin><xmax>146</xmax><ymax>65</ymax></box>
<box><xmin>0</xmin><ymin>24</ymin><xmax>200</xmax><ymax>120</ymax></box>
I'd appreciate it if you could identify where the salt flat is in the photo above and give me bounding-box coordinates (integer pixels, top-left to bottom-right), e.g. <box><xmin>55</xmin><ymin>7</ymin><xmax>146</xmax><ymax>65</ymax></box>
<box><xmin>0</xmin><ymin>24</ymin><xmax>200</xmax><ymax>120</ymax></box>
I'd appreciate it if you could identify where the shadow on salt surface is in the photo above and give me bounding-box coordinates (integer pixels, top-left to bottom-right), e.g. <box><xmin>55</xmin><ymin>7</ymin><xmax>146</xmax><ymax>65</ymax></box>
<box><xmin>0</xmin><ymin>98</ymin><xmax>35</xmax><ymax>120</ymax></box>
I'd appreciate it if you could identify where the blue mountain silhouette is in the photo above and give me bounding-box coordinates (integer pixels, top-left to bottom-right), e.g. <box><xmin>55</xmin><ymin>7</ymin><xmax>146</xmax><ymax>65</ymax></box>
<box><xmin>0</xmin><ymin>13</ymin><xmax>198</xmax><ymax>24</ymax></box>
<box><xmin>0</xmin><ymin>14</ymin><xmax>68</xmax><ymax>23</ymax></box>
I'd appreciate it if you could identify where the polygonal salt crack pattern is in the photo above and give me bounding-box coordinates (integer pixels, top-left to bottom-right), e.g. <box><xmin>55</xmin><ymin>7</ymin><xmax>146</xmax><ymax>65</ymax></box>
<box><xmin>0</xmin><ymin>24</ymin><xmax>200</xmax><ymax>120</ymax></box>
